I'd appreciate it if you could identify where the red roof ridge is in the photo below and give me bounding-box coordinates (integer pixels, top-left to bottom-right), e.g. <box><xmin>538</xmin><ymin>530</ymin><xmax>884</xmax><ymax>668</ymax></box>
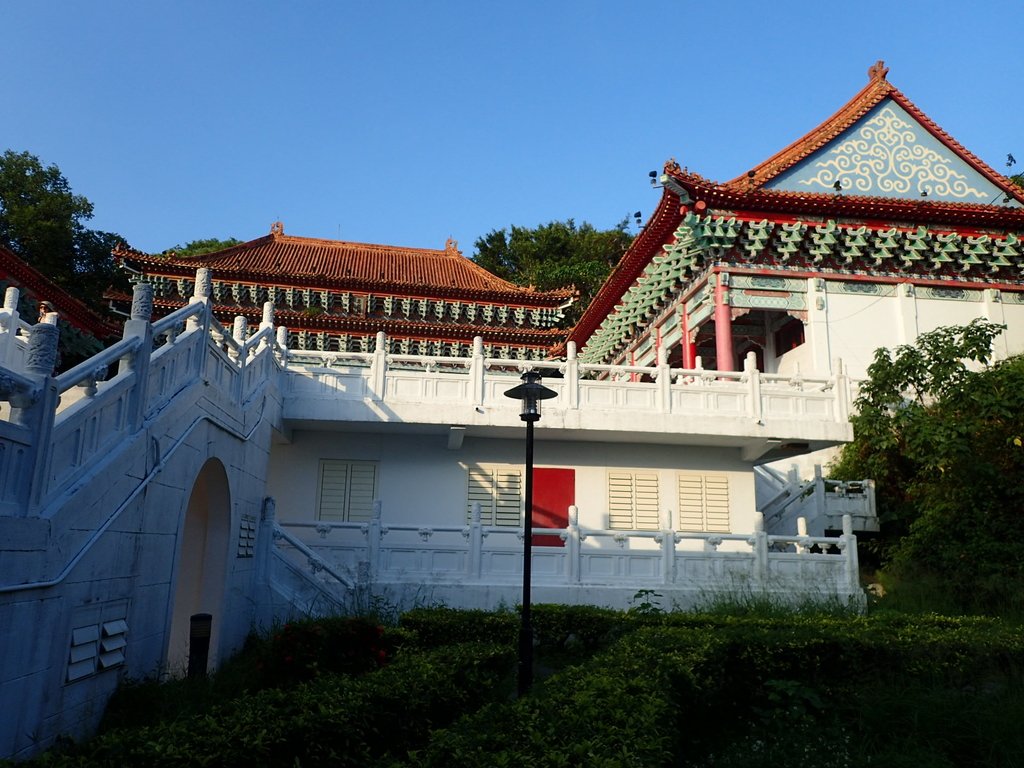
<box><xmin>0</xmin><ymin>245</ymin><xmax>119</xmax><ymax>338</ymax></box>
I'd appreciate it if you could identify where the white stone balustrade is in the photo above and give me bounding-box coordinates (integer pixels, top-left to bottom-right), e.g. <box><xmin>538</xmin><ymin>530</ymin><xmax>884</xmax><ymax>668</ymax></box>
<box><xmin>282</xmin><ymin>337</ymin><xmax>854</xmax><ymax>447</ymax></box>
<box><xmin>276</xmin><ymin>509</ymin><xmax>862</xmax><ymax>608</ymax></box>
<box><xmin>0</xmin><ymin>275</ymin><xmax>287</xmax><ymax>520</ymax></box>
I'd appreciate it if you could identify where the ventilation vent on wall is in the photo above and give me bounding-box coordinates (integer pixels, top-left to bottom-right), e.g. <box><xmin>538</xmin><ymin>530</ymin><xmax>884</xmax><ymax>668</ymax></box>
<box><xmin>66</xmin><ymin>605</ymin><xmax>128</xmax><ymax>683</ymax></box>
<box><xmin>238</xmin><ymin>515</ymin><xmax>257</xmax><ymax>557</ymax></box>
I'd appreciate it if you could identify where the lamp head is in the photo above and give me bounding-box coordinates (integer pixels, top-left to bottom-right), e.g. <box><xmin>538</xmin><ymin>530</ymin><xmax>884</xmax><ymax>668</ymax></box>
<box><xmin>503</xmin><ymin>370</ymin><xmax>557</xmax><ymax>422</ymax></box>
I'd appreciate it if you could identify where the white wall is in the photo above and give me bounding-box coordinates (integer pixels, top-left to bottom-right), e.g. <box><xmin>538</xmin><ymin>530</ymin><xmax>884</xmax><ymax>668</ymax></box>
<box><xmin>779</xmin><ymin>286</ymin><xmax>1024</xmax><ymax>381</ymax></box>
<box><xmin>268</xmin><ymin>430</ymin><xmax>758</xmax><ymax>534</ymax></box>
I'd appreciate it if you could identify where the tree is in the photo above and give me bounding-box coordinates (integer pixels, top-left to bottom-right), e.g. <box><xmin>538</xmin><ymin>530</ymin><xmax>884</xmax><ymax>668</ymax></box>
<box><xmin>472</xmin><ymin>219</ymin><xmax>633</xmax><ymax>323</ymax></box>
<box><xmin>0</xmin><ymin>150</ymin><xmax>123</xmax><ymax>310</ymax></box>
<box><xmin>831</xmin><ymin>320</ymin><xmax>1024</xmax><ymax>611</ymax></box>
<box><xmin>162</xmin><ymin>237</ymin><xmax>242</xmax><ymax>258</ymax></box>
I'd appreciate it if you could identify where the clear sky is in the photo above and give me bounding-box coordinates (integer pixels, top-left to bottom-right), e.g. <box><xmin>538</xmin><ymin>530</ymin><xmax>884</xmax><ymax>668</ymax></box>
<box><xmin>5</xmin><ymin>1</ymin><xmax>1022</xmax><ymax>256</ymax></box>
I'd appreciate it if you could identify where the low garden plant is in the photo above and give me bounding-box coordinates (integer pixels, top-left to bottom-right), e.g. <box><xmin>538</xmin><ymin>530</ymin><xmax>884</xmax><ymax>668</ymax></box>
<box><xmin>16</xmin><ymin>606</ymin><xmax>1024</xmax><ymax>767</ymax></box>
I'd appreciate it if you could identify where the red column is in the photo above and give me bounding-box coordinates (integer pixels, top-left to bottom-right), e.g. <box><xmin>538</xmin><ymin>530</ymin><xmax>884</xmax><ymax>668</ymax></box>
<box><xmin>680</xmin><ymin>308</ymin><xmax>697</xmax><ymax>369</ymax></box>
<box><xmin>714</xmin><ymin>274</ymin><xmax>734</xmax><ymax>372</ymax></box>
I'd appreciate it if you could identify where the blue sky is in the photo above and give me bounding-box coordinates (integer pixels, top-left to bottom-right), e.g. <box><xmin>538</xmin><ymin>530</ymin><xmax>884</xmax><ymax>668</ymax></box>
<box><xmin>5</xmin><ymin>1</ymin><xmax>1022</xmax><ymax>255</ymax></box>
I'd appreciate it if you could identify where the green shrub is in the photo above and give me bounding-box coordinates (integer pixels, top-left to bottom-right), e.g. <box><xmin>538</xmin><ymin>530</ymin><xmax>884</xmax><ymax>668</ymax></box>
<box><xmin>33</xmin><ymin>642</ymin><xmax>515</xmax><ymax>767</ymax></box>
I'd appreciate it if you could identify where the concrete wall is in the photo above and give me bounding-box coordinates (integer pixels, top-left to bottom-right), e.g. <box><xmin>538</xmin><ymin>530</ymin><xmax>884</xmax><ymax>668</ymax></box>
<box><xmin>0</xmin><ymin>370</ymin><xmax>280</xmax><ymax>760</ymax></box>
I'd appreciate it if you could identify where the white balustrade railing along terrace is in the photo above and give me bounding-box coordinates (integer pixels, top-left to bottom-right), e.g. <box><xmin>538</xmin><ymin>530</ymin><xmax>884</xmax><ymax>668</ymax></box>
<box><xmin>275</xmin><ymin>502</ymin><xmax>861</xmax><ymax>599</ymax></box>
<box><xmin>283</xmin><ymin>332</ymin><xmax>855</xmax><ymax>428</ymax></box>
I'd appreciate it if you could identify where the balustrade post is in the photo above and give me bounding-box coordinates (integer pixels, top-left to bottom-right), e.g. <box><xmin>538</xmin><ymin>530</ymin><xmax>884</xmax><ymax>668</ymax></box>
<box><xmin>565</xmin><ymin>505</ymin><xmax>581</xmax><ymax>583</ymax></box>
<box><xmin>366</xmin><ymin>500</ymin><xmax>383</xmax><ymax>579</ymax></box>
<box><xmin>257</xmin><ymin>301</ymin><xmax>275</xmax><ymax>353</ymax></box>
<box><xmin>275</xmin><ymin>326</ymin><xmax>289</xmax><ymax>356</ymax></box>
<box><xmin>369</xmin><ymin>332</ymin><xmax>387</xmax><ymax>401</ymax></box>
<box><xmin>187</xmin><ymin>267</ymin><xmax>211</xmax><ymax>330</ymax></box>
<box><xmin>661</xmin><ymin>524</ymin><xmax>676</xmax><ymax>586</ymax></box>
<box><xmin>470</xmin><ymin>336</ymin><xmax>485</xmax><ymax>406</ymax></box>
<box><xmin>119</xmin><ymin>283</ymin><xmax>154</xmax><ymax>430</ymax></box>
<box><xmin>833</xmin><ymin>357</ymin><xmax>850</xmax><ymax>422</ymax></box>
<box><xmin>840</xmin><ymin>513</ymin><xmax>860</xmax><ymax>595</ymax></box>
<box><xmin>468</xmin><ymin>502</ymin><xmax>483</xmax><ymax>579</ymax></box>
<box><xmin>813</xmin><ymin>465</ymin><xmax>826</xmax><ymax>522</ymax></box>
<box><xmin>657</xmin><ymin>346</ymin><xmax>672</xmax><ymax>413</ymax></box>
<box><xmin>796</xmin><ymin>516</ymin><xmax>810</xmax><ymax>553</ymax></box>
<box><xmin>751</xmin><ymin>512</ymin><xmax>769</xmax><ymax>584</ymax></box>
<box><xmin>20</xmin><ymin>322</ymin><xmax>60</xmax><ymax>514</ymax></box>
<box><xmin>745</xmin><ymin>351</ymin><xmax>763</xmax><ymax>424</ymax></box>
<box><xmin>255</xmin><ymin>497</ymin><xmax>277</xmax><ymax>614</ymax></box>
<box><xmin>565</xmin><ymin>342</ymin><xmax>580</xmax><ymax>409</ymax></box>
<box><xmin>0</xmin><ymin>286</ymin><xmax>20</xmax><ymax>367</ymax></box>
<box><xmin>190</xmin><ymin>268</ymin><xmax>213</xmax><ymax>378</ymax></box>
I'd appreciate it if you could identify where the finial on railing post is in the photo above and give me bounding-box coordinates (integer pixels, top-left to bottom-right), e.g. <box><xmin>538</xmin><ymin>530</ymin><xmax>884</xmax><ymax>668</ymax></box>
<box><xmin>275</xmin><ymin>326</ymin><xmax>288</xmax><ymax>349</ymax></box>
<box><xmin>744</xmin><ymin>351</ymin><xmax>756</xmax><ymax>372</ymax></box>
<box><xmin>130</xmin><ymin>283</ymin><xmax>154</xmax><ymax>322</ymax></box>
<box><xmin>26</xmin><ymin>322</ymin><xmax>60</xmax><ymax>376</ymax></box>
<box><xmin>194</xmin><ymin>268</ymin><xmax>212</xmax><ymax>300</ymax></box>
<box><xmin>232</xmin><ymin>316</ymin><xmax>247</xmax><ymax>343</ymax></box>
<box><xmin>375</xmin><ymin>331</ymin><xmax>386</xmax><ymax>352</ymax></box>
<box><xmin>41</xmin><ymin>312</ymin><xmax>58</xmax><ymax>325</ymax></box>
<box><xmin>3</xmin><ymin>286</ymin><xmax>19</xmax><ymax>310</ymax></box>
<box><xmin>260</xmin><ymin>301</ymin><xmax>274</xmax><ymax>329</ymax></box>
<box><xmin>567</xmin><ymin>341</ymin><xmax>577</xmax><ymax>361</ymax></box>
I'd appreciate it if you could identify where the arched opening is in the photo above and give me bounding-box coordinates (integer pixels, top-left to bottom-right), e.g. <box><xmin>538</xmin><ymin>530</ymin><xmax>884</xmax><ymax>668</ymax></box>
<box><xmin>166</xmin><ymin>458</ymin><xmax>231</xmax><ymax>675</ymax></box>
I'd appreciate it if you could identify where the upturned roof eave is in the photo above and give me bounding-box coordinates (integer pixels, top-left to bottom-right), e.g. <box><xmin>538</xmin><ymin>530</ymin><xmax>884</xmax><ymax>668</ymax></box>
<box><xmin>561</xmin><ymin>187</ymin><xmax>682</xmax><ymax>355</ymax></box>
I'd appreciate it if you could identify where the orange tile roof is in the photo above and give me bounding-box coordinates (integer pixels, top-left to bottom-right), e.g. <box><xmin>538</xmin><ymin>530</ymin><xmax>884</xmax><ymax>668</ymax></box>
<box><xmin>114</xmin><ymin>223</ymin><xmax>573</xmax><ymax>306</ymax></box>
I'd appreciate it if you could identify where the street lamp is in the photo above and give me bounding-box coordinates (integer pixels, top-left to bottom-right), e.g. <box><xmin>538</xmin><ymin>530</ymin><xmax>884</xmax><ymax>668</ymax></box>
<box><xmin>504</xmin><ymin>369</ymin><xmax>557</xmax><ymax>696</ymax></box>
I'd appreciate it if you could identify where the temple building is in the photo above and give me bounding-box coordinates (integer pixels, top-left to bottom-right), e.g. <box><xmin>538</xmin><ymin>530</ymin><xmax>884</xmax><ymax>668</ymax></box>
<box><xmin>2</xmin><ymin>62</ymin><xmax>1022</xmax><ymax>760</ymax></box>
<box><xmin>111</xmin><ymin>223</ymin><xmax>573</xmax><ymax>360</ymax></box>
<box><xmin>568</xmin><ymin>62</ymin><xmax>1024</xmax><ymax>377</ymax></box>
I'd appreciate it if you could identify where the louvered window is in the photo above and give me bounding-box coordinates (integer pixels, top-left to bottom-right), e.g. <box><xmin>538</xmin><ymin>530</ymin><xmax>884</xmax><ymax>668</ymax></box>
<box><xmin>608</xmin><ymin>472</ymin><xmax>660</xmax><ymax>530</ymax></box>
<box><xmin>677</xmin><ymin>473</ymin><xmax>731</xmax><ymax>532</ymax></box>
<box><xmin>467</xmin><ymin>466</ymin><xmax>522</xmax><ymax>526</ymax></box>
<box><xmin>317</xmin><ymin>461</ymin><xmax>378</xmax><ymax>522</ymax></box>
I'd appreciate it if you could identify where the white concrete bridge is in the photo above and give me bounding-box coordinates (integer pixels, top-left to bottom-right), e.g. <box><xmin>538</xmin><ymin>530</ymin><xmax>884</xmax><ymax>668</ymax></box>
<box><xmin>0</xmin><ymin>271</ymin><xmax>868</xmax><ymax>759</ymax></box>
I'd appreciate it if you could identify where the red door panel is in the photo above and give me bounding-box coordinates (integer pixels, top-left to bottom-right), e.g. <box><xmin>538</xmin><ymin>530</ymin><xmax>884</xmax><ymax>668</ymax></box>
<box><xmin>532</xmin><ymin>468</ymin><xmax>574</xmax><ymax>547</ymax></box>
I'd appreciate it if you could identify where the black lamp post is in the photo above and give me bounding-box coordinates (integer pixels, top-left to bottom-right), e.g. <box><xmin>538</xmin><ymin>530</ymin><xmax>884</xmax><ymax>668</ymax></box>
<box><xmin>504</xmin><ymin>369</ymin><xmax>557</xmax><ymax>696</ymax></box>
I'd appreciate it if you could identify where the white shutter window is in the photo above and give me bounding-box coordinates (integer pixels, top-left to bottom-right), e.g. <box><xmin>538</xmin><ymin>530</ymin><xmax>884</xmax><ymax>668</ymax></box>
<box><xmin>318</xmin><ymin>461</ymin><xmax>378</xmax><ymax>522</ymax></box>
<box><xmin>466</xmin><ymin>466</ymin><xmax>522</xmax><ymax>526</ymax></box>
<box><xmin>608</xmin><ymin>471</ymin><xmax>660</xmax><ymax>530</ymax></box>
<box><xmin>677</xmin><ymin>473</ymin><xmax>731</xmax><ymax>532</ymax></box>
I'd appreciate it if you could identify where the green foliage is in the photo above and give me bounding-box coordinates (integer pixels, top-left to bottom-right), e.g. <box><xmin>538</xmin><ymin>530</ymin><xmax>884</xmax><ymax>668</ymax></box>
<box><xmin>21</xmin><ymin>610</ymin><xmax>1024</xmax><ymax>767</ymax></box>
<box><xmin>472</xmin><ymin>218</ymin><xmax>633</xmax><ymax>323</ymax></box>
<box><xmin>831</xmin><ymin>320</ymin><xmax>1024</xmax><ymax>612</ymax></box>
<box><xmin>0</xmin><ymin>150</ymin><xmax>124</xmax><ymax>311</ymax></box>
<box><xmin>160</xmin><ymin>237</ymin><xmax>242</xmax><ymax>258</ymax></box>
<box><xmin>256</xmin><ymin>616</ymin><xmax>393</xmax><ymax>687</ymax></box>
<box><xmin>33</xmin><ymin>642</ymin><xmax>515</xmax><ymax>767</ymax></box>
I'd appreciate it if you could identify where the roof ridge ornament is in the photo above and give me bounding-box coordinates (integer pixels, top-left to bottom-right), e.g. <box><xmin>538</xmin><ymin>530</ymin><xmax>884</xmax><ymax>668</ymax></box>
<box><xmin>868</xmin><ymin>60</ymin><xmax>889</xmax><ymax>82</ymax></box>
<box><xmin>271</xmin><ymin>221</ymin><xmax>284</xmax><ymax>236</ymax></box>
<box><xmin>445</xmin><ymin>237</ymin><xmax>460</xmax><ymax>256</ymax></box>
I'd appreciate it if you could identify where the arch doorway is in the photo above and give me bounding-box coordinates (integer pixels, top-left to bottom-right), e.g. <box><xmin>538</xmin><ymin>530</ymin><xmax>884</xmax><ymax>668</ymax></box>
<box><xmin>166</xmin><ymin>458</ymin><xmax>231</xmax><ymax>675</ymax></box>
